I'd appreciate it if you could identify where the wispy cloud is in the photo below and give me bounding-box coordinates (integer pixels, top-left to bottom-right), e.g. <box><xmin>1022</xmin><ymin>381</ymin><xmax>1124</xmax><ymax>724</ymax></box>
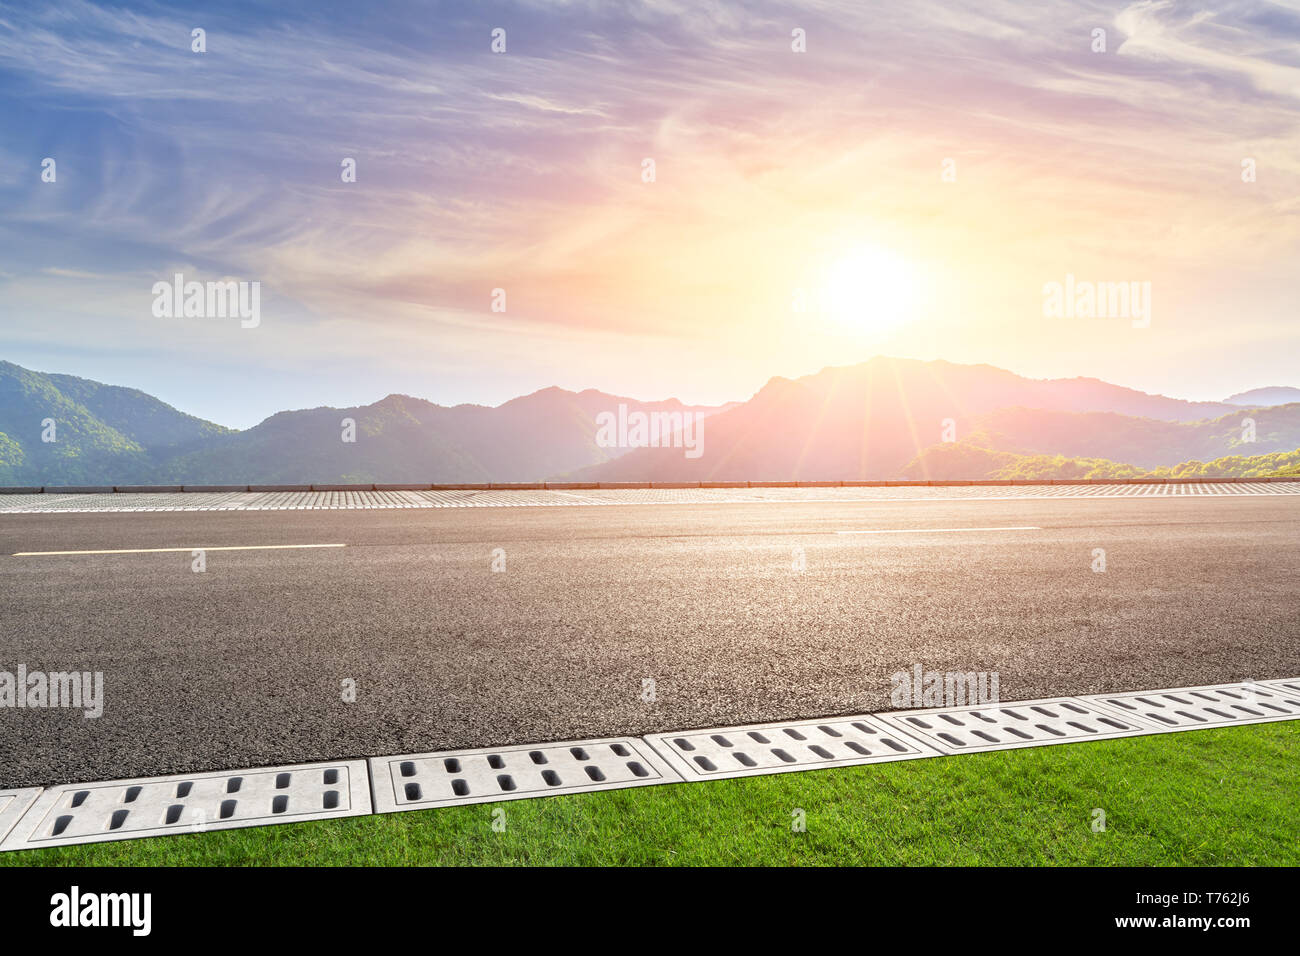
<box><xmin>0</xmin><ymin>0</ymin><xmax>1297</xmax><ymax>425</ymax></box>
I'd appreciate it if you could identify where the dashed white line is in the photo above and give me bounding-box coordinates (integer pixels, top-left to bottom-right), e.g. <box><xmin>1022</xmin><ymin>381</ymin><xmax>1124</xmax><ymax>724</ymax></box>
<box><xmin>834</xmin><ymin>526</ymin><xmax>1042</xmax><ymax>535</ymax></box>
<box><xmin>12</xmin><ymin>543</ymin><xmax>347</xmax><ymax>556</ymax></box>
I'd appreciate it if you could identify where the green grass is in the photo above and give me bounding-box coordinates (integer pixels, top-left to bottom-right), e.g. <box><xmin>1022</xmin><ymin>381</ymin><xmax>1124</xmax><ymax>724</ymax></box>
<box><xmin>5</xmin><ymin>723</ymin><xmax>1297</xmax><ymax>866</ymax></box>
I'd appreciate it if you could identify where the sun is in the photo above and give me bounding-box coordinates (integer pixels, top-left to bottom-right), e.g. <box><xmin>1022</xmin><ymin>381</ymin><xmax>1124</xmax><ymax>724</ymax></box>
<box><xmin>820</xmin><ymin>245</ymin><xmax>918</xmax><ymax>332</ymax></box>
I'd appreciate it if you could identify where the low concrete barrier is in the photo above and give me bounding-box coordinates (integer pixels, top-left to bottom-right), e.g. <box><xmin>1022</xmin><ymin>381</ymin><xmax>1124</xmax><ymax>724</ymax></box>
<box><xmin>4</xmin><ymin>476</ymin><xmax>1298</xmax><ymax>494</ymax></box>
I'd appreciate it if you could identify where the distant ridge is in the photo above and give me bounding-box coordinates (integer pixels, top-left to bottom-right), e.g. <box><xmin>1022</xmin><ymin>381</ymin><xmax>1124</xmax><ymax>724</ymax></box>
<box><xmin>1223</xmin><ymin>386</ymin><xmax>1300</xmax><ymax>407</ymax></box>
<box><xmin>0</xmin><ymin>360</ymin><xmax>730</xmax><ymax>485</ymax></box>
<box><xmin>0</xmin><ymin>360</ymin><xmax>231</xmax><ymax>485</ymax></box>
<box><xmin>4</xmin><ymin>355</ymin><xmax>1295</xmax><ymax>484</ymax></box>
<box><xmin>573</xmin><ymin>356</ymin><xmax>1256</xmax><ymax>482</ymax></box>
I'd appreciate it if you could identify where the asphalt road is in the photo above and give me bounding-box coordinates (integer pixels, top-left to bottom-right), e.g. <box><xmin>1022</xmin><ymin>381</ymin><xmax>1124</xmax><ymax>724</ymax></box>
<box><xmin>2</xmin><ymin>494</ymin><xmax>1298</xmax><ymax>787</ymax></box>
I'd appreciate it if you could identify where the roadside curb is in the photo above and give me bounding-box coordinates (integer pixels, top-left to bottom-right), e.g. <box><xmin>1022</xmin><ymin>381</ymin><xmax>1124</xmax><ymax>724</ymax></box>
<box><xmin>2</xmin><ymin>677</ymin><xmax>1295</xmax><ymax>853</ymax></box>
<box><xmin>3</xmin><ymin>476</ymin><xmax>1298</xmax><ymax>494</ymax></box>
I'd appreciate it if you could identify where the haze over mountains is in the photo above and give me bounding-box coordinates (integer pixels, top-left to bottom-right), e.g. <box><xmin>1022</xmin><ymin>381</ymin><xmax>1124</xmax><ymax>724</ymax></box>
<box><xmin>154</xmin><ymin>389</ymin><xmax>733</xmax><ymax>484</ymax></box>
<box><xmin>1224</xmin><ymin>386</ymin><xmax>1300</xmax><ymax>407</ymax></box>
<box><xmin>1</xmin><ymin>357</ymin><xmax>1296</xmax><ymax>485</ymax></box>
<box><xmin>0</xmin><ymin>361</ymin><xmax>730</xmax><ymax>484</ymax></box>
<box><xmin>574</xmin><ymin>358</ymin><xmax>1297</xmax><ymax>481</ymax></box>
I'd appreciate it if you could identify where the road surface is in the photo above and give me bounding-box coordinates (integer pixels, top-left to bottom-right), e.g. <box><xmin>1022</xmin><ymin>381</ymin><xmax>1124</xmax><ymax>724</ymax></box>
<box><xmin>1</xmin><ymin>489</ymin><xmax>1297</xmax><ymax>787</ymax></box>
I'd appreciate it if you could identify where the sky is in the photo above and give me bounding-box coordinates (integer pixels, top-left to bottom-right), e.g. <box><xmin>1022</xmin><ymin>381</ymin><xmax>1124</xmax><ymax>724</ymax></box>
<box><xmin>1</xmin><ymin>0</ymin><xmax>1298</xmax><ymax>428</ymax></box>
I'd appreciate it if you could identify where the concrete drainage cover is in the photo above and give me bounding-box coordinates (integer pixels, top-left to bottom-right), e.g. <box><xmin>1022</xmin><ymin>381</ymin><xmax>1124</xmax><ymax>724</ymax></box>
<box><xmin>644</xmin><ymin>714</ymin><xmax>938</xmax><ymax>780</ymax></box>
<box><xmin>1082</xmin><ymin>682</ymin><xmax>1300</xmax><ymax>731</ymax></box>
<box><xmin>370</xmin><ymin>737</ymin><xmax>681</xmax><ymax>813</ymax></box>
<box><xmin>1252</xmin><ymin>676</ymin><xmax>1300</xmax><ymax>697</ymax></box>
<box><xmin>0</xmin><ymin>761</ymin><xmax>371</xmax><ymax>851</ymax></box>
<box><xmin>0</xmin><ymin>789</ymin><xmax>43</xmax><ymax>845</ymax></box>
<box><xmin>875</xmin><ymin>697</ymin><xmax>1152</xmax><ymax>754</ymax></box>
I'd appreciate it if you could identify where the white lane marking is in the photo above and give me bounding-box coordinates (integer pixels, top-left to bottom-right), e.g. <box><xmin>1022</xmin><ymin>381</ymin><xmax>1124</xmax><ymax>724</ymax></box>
<box><xmin>5</xmin><ymin>489</ymin><xmax>1294</xmax><ymax>515</ymax></box>
<box><xmin>834</xmin><ymin>526</ymin><xmax>1041</xmax><ymax>535</ymax></box>
<box><xmin>545</xmin><ymin>490</ymin><xmax>604</xmax><ymax>502</ymax></box>
<box><xmin>12</xmin><ymin>543</ymin><xmax>347</xmax><ymax>556</ymax></box>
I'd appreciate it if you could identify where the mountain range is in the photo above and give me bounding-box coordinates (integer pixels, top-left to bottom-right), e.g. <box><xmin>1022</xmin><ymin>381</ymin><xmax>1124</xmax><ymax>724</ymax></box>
<box><xmin>1224</xmin><ymin>386</ymin><xmax>1300</xmax><ymax>406</ymax></box>
<box><xmin>1</xmin><ymin>357</ymin><xmax>1296</xmax><ymax>485</ymax></box>
<box><xmin>0</xmin><ymin>361</ymin><xmax>730</xmax><ymax>485</ymax></box>
<box><xmin>571</xmin><ymin>357</ymin><xmax>1296</xmax><ymax>481</ymax></box>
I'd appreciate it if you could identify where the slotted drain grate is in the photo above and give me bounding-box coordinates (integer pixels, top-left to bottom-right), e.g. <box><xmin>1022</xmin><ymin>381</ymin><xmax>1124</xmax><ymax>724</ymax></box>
<box><xmin>1083</xmin><ymin>682</ymin><xmax>1300</xmax><ymax>731</ymax></box>
<box><xmin>0</xmin><ymin>788</ymin><xmax>42</xmax><ymax>845</ymax></box>
<box><xmin>3</xmin><ymin>677</ymin><xmax>1296</xmax><ymax>852</ymax></box>
<box><xmin>0</xmin><ymin>761</ymin><xmax>370</xmax><ymax>851</ymax></box>
<box><xmin>1252</xmin><ymin>676</ymin><xmax>1300</xmax><ymax>697</ymax></box>
<box><xmin>370</xmin><ymin>737</ymin><xmax>681</xmax><ymax>812</ymax></box>
<box><xmin>644</xmin><ymin>714</ymin><xmax>938</xmax><ymax>780</ymax></box>
<box><xmin>875</xmin><ymin>697</ymin><xmax>1152</xmax><ymax>754</ymax></box>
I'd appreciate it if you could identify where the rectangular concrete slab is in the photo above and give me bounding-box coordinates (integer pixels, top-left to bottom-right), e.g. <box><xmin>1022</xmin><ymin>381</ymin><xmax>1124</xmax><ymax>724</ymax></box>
<box><xmin>643</xmin><ymin>713</ymin><xmax>939</xmax><ymax>781</ymax></box>
<box><xmin>875</xmin><ymin>697</ymin><xmax>1153</xmax><ymax>754</ymax></box>
<box><xmin>1252</xmin><ymin>676</ymin><xmax>1300</xmax><ymax>697</ymax></box>
<box><xmin>0</xmin><ymin>788</ymin><xmax>42</xmax><ymax>844</ymax></box>
<box><xmin>369</xmin><ymin>737</ymin><xmax>681</xmax><ymax>813</ymax></box>
<box><xmin>0</xmin><ymin>760</ymin><xmax>370</xmax><ymax>852</ymax></box>
<box><xmin>1082</xmin><ymin>681</ymin><xmax>1300</xmax><ymax>731</ymax></box>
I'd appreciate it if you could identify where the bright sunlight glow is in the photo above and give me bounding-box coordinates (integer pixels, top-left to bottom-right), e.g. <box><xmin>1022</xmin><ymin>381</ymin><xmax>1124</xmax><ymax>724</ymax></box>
<box><xmin>821</xmin><ymin>246</ymin><xmax>918</xmax><ymax>333</ymax></box>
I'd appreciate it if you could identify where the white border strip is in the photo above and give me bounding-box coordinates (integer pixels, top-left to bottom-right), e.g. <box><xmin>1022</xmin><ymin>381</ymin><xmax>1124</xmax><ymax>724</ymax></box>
<box><xmin>1082</xmin><ymin>682</ymin><xmax>1300</xmax><ymax>731</ymax></box>
<box><xmin>875</xmin><ymin>696</ymin><xmax>1154</xmax><ymax>755</ymax></box>
<box><xmin>644</xmin><ymin>713</ymin><xmax>938</xmax><ymax>780</ymax></box>
<box><xmin>1252</xmin><ymin>677</ymin><xmax>1300</xmax><ymax>696</ymax></box>
<box><xmin>3</xmin><ymin>484</ymin><xmax>1298</xmax><ymax>514</ymax></box>
<box><xmin>369</xmin><ymin>737</ymin><xmax>681</xmax><ymax>813</ymax></box>
<box><xmin>0</xmin><ymin>760</ymin><xmax>370</xmax><ymax>851</ymax></box>
<box><xmin>0</xmin><ymin>788</ymin><xmax>43</xmax><ymax>845</ymax></box>
<box><xmin>1</xmin><ymin>677</ymin><xmax>1296</xmax><ymax>853</ymax></box>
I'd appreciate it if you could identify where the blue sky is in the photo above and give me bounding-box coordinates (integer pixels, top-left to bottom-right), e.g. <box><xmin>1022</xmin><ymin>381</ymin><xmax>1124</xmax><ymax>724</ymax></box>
<box><xmin>1</xmin><ymin>0</ymin><xmax>1298</xmax><ymax>428</ymax></box>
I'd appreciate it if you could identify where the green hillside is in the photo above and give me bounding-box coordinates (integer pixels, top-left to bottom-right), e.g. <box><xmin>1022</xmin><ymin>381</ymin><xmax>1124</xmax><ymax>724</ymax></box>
<box><xmin>0</xmin><ymin>361</ymin><xmax>232</xmax><ymax>485</ymax></box>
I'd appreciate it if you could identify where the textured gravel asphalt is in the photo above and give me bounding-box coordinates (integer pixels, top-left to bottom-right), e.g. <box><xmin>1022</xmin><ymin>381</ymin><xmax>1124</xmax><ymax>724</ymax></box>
<box><xmin>1</xmin><ymin>494</ymin><xmax>1297</xmax><ymax>787</ymax></box>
